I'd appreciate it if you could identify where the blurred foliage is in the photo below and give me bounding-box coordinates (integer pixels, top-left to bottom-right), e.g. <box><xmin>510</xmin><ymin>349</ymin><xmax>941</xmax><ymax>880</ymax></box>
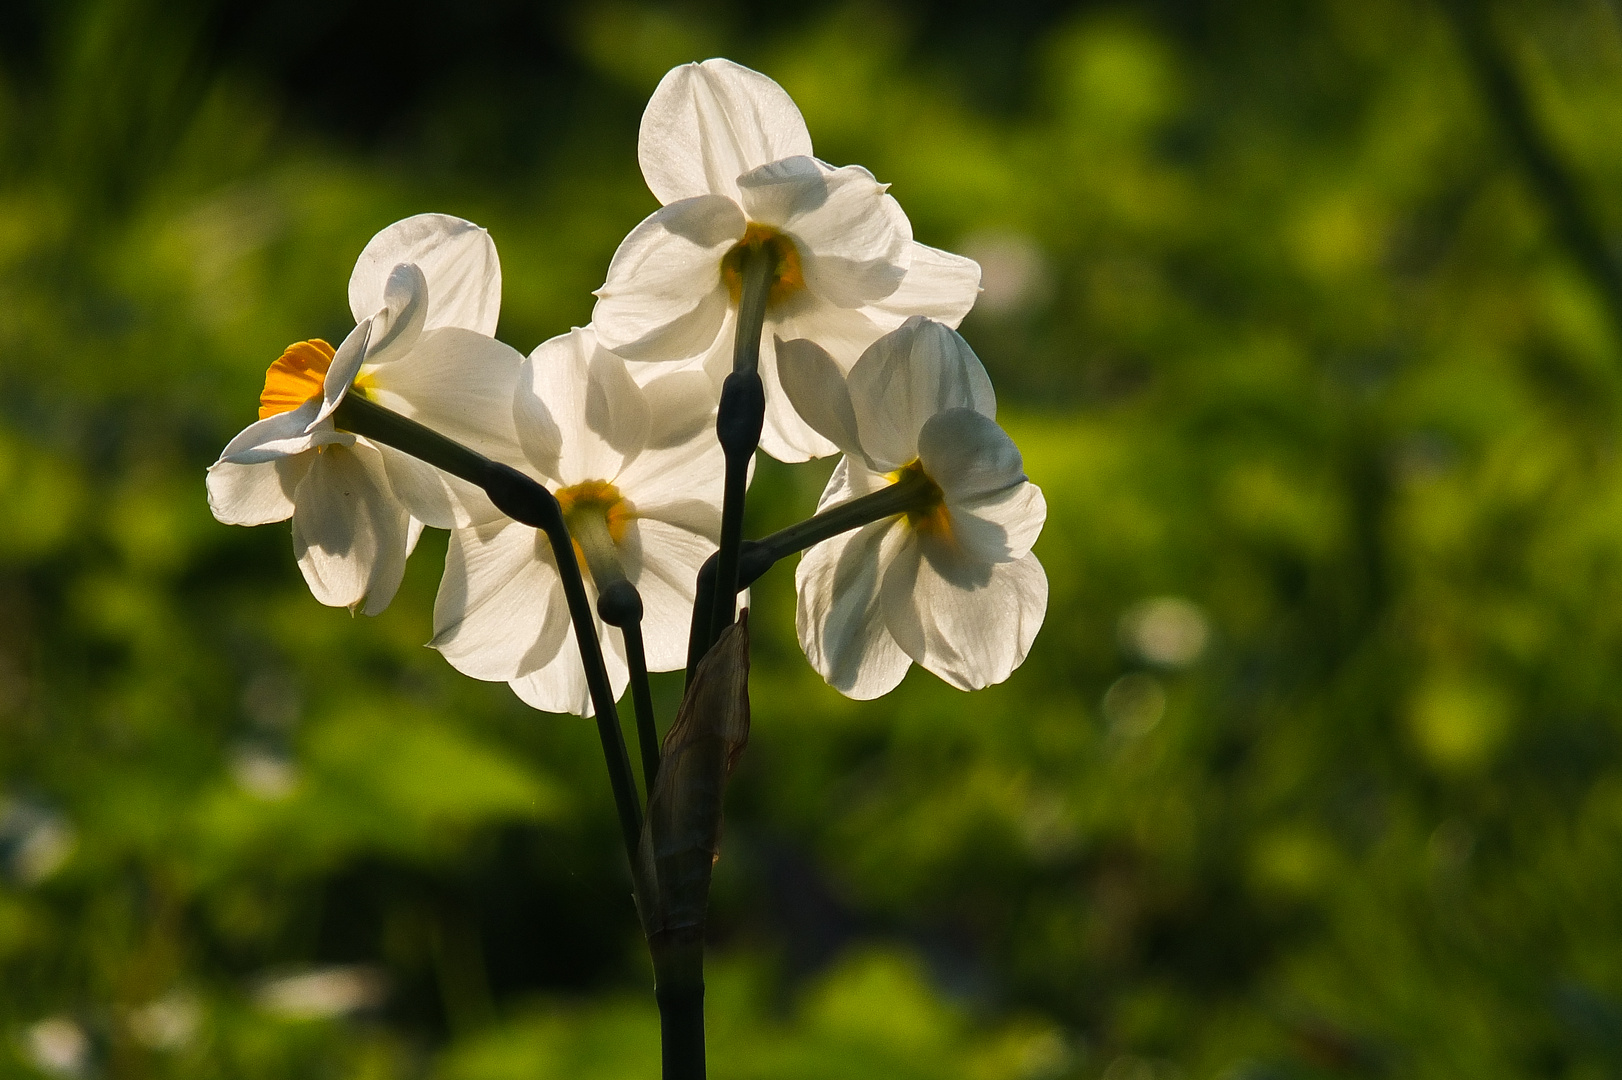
<box><xmin>4</xmin><ymin>0</ymin><xmax>1622</xmax><ymax>1076</ymax></box>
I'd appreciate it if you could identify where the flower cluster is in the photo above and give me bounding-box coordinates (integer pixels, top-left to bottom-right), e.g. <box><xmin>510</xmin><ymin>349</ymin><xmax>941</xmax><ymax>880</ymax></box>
<box><xmin>208</xmin><ymin>58</ymin><xmax>1047</xmax><ymax>714</ymax></box>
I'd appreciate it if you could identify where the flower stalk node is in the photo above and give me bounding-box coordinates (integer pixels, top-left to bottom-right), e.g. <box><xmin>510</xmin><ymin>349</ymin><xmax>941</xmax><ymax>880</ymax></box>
<box><xmin>715</xmin><ymin>371</ymin><xmax>765</xmax><ymax>456</ymax></box>
<box><xmin>598</xmin><ymin>580</ymin><xmax>644</xmax><ymax>628</ymax></box>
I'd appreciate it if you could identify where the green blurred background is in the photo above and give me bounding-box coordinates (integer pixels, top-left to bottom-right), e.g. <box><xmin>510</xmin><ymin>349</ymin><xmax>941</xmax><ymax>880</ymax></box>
<box><xmin>4</xmin><ymin>0</ymin><xmax>1622</xmax><ymax>1075</ymax></box>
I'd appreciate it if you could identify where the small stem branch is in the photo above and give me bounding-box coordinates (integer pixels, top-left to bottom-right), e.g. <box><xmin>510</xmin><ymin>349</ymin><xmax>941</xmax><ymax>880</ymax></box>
<box><xmin>331</xmin><ymin>394</ymin><xmax>645</xmax><ymax>862</ymax></box>
<box><xmin>621</xmin><ymin>622</ymin><xmax>661</xmax><ymax>795</ymax></box>
<box><xmin>575</xmin><ymin>513</ymin><xmax>662</xmax><ymax>796</ymax></box>
<box><xmin>684</xmin><ymin>469</ymin><xmax>938</xmax><ymax>683</ymax></box>
<box><xmin>704</xmin><ymin>245</ymin><xmax>772</xmax><ymax>653</ymax></box>
<box><xmin>1443</xmin><ymin>0</ymin><xmax>1622</xmax><ymax>341</ymax></box>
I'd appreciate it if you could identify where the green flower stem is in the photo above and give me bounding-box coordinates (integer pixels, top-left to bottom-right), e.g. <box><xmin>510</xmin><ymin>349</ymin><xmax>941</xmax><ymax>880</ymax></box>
<box><xmin>620</xmin><ymin>621</ymin><xmax>661</xmax><ymax>796</ymax></box>
<box><xmin>684</xmin><ymin>468</ymin><xmax>939</xmax><ymax>684</ymax></box>
<box><xmin>574</xmin><ymin>511</ymin><xmax>663</xmax><ymax>796</ymax></box>
<box><xmin>330</xmin><ymin>394</ymin><xmax>646</xmax><ymax>862</ymax></box>
<box><xmin>703</xmin><ymin>244</ymin><xmax>772</xmax><ymax>657</ymax></box>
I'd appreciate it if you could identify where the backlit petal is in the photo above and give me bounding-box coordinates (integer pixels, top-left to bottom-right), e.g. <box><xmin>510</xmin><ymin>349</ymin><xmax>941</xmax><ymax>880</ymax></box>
<box><xmin>614</xmin><ymin>418</ymin><xmax>726</xmax><ymax>512</ymax></box>
<box><xmin>848</xmin><ymin>317</ymin><xmax>996</xmax><ymax>470</ymax></box>
<box><xmin>620</xmin><ymin>515</ymin><xmax>716</xmax><ymax>671</ymax></box>
<box><xmin>378</xmin><ymin>447</ymin><xmax>496</xmax><ymax>530</ymax></box>
<box><xmin>814</xmin><ymin>454</ymin><xmax>891</xmax><ymax>515</ymax></box>
<box><xmin>949</xmin><ymin>480</ymin><xmax>1047</xmax><ymax>564</ymax></box>
<box><xmin>882</xmin><ymin>537</ymin><xmax>1047</xmax><ymax>691</ymax></box>
<box><xmin>870</xmin><ymin>241</ymin><xmax>982</xmax><ymax>328</ymax></box>
<box><xmin>795</xmin><ymin>520</ymin><xmax>912</xmax><ymax>699</ymax></box>
<box><xmin>520</xmin><ymin>328</ymin><xmax>651</xmax><ymax>484</ymax></box>
<box><xmin>775</xmin><ymin>336</ymin><xmax>864</xmax><ymax>461</ymax></box>
<box><xmin>757</xmin><ymin>161</ymin><xmax>910</xmax><ymax>309</ymax></box>
<box><xmin>593</xmin><ymin>195</ymin><xmax>744</xmax><ymax>363</ymax></box>
<box><xmin>432</xmin><ymin>519</ymin><xmax>572</xmax><ymax>681</ymax></box>
<box><xmin>365</xmin><ymin>327</ymin><xmax>526</xmax><ymax>462</ymax></box>
<box><xmin>640</xmin><ymin>369</ymin><xmax>717</xmax><ymax>449</ymax></box>
<box><xmin>221</xmin><ymin>398</ymin><xmax>350</xmax><ymax>465</ymax></box>
<box><xmin>916</xmin><ymin>408</ymin><xmax>1025</xmax><ymax>502</ymax></box>
<box><xmin>205</xmin><ymin>456</ymin><xmax>311</xmax><ymax>525</ymax></box>
<box><xmin>349</xmin><ymin>213</ymin><xmax>502</xmax><ymax>336</ymax></box>
<box><xmin>510</xmin><ymin>622</ymin><xmax>629</xmax><ymax>718</ymax></box>
<box><xmin>290</xmin><ymin>441</ymin><xmax>413</xmax><ymax>616</ymax></box>
<box><xmin>639</xmin><ymin>59</ymin><xmax>813</xmax><ymax>205</ymax></box>
<box><xmin>311</xmin><ymin>320</ymin><xmax>374</xmax><ymax>429</ymax></box>
<box><xmin>755</xmin><ymin>331</ymin><xmax>840</xmax><ymax>462</ymax></box>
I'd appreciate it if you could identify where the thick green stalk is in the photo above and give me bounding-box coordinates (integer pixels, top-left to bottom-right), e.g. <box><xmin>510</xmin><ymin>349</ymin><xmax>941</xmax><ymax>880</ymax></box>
<box><xmin>331</xmin><ymin>394</ymin><xmax>645</xmax><ymax>861</ymax></box>
<box><xmin>651</xmin><ymin>930</ymin><xmax>706</xmax><ymax>1080</ymax></box>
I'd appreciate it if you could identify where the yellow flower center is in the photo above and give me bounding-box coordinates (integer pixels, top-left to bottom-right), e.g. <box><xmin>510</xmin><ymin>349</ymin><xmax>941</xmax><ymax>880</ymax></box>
<box><xmin>555</xmin><ymin>480</ymin><xmax>636</xmax><ymax>577</ymax></box>
<box><xmin>887</xmin><ymin>459</ymin><xmax>951</xmax><ymax>539</ymax></box>
<box><xmin>721</xmin><ymin>223</ymin><xmax>805</xmax><ymax>308</ymax></box>
<box><xmin>259</xmin><ymin>339</ymin><xmax>335</xmax><ymax>419</ymax></box>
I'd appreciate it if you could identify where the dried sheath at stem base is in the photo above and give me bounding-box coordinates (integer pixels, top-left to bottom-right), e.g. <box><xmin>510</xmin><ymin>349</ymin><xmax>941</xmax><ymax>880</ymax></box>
<box><xmin>637</xmin><ymin>613</ymin><xmax>751</xmax><ymax>938</ymax></box>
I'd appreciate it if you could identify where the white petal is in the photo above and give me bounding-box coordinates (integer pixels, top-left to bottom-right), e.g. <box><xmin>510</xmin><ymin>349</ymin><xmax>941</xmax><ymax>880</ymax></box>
<box><xmin>593</xmin><ymin>196</ymin><xmax>744</xmax><ymax>363</ymax></box>
<box><xmin>754</xmin><ymin>331</ymin><xmax>840</xmax><ymax>463</ymax></box>
<box><xmin>349</xmin><ymin>213</ymin><xmax>503</xmax><ymax>336</ymax></box>
<box><xmin>510</xmin><ymin>621</ymin><xmax>629</xmax><ymax>718</ymax></box>
<box><xmin>775</xmin><ymin>336</ymin><xmax>864</xmax><ymax>461</ymax></box>
<box><xmin>615</xmin><ymin>420</ymin><xmax>726</xmax><ymax>513</ymax></box>
<box><xmin>640</xmin><ymin>369</ymin><xmax>717</xmax><ymax>449</ymax></box>
<box><xmin>312</xmin><ymin>320</ymin><xmax>375</xmax><ymax>429</ymax></box>
<box><xmin>639</xmin><ymin>59</ymin><xmax>813</xmax><ymax>205</ymax></box>
<box><xmin>377</xmin><ymin>446</ymin><xmax>496</xmax><ymax>529</ymax></box>
<box><xmin>432</xmin><ymin>519</ymin><xmax>573</xmax><ymax>681</ymax></box>
<box><xmin>205</xmin><ymin>456</ymin><xmax>311</xmax><ymax>525</ymax></box>
<box><xmin>814</xmin><ymin>454</ymin><xmax>891</xmax><ymax>514</ymax></box>
<box><xmin>916</xmin><ymin>408</ymin><xmax>1044</xmax><ymax>562</ymax></box>
<box><xmin>521</xmin><ymin>328</ymin><xmax>651</xmax><ymax>484</ymax></box>
<box><xmin>795</xmin><ymin>520</ymin><xmax>912</xmax><ymax>699</ymax></box>
<box><xmin>949</xmin><ymin>481</ymin><xmax>1047</xmax><ymax>564</ymax></box>
<box><xmin>290</xmin><ymin>441</ymin><xmax>414</xmax><ymax>616</ymax></box>
<box><xmin>354</xmin><ymin>264</ymin><xmax>428</xmax><ymax>371</ymax></box>
<box><xmin>365</xmin><ymin>327</ymin><xmax>526</xmax><ymax>461</ymax></box>
<box><xmin>848</xmin><ymin>317</ymin><xmax>996</xmax><ymax>470</ymax></box>
<box><xmin>620</xmin><ymin>515</ymin><xmax>715</xmax><ymax>671</ymax></box>
<box><xmin>882</xmin><ymin>537</ymin><xmax>1047</xmax><ymax>692</ymax></box>
<box><xmin>916</xmin><ymin>407</ymin><xmax>1025</xmax><ymax>501</ymax></box>
<box><xmin>220</xmin><ymin>399</ymin><xmax>351</xmax><ymax>465</ymax></box>
<box><xmin>731</xmin><ymin>155</ymin><xmax>827</xmax><ymax>228</ymax></box>
<box><xmin>870</xmin><ymin>242</ymin><xmax>982</xmax><ymax>328</ymax></box>
<box><xmin>752</xmin><ymin>161</ymin><xmax>910</xmax><ymax>309</ymax></box>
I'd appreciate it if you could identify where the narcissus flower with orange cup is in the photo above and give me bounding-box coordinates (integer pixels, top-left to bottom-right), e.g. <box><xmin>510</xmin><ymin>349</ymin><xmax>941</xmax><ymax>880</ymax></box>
<box><xmin>205</xmin><ymin>214</ymin><xmax>524</xmax><ymax>615</ymax></box>
<box><xmin>779</xmin><ymin>316</ymin><xmax>1048</xmax><ymax>698</ymax></box>
<box><xmin>431</xmin><ymin>326</ymin><xmax>726</xmax><ymax>716</ymax></box>
<box><xmin>592</xmin><ymin>58</ymin><xmax>982</xmax><ymax>464</ymax></box>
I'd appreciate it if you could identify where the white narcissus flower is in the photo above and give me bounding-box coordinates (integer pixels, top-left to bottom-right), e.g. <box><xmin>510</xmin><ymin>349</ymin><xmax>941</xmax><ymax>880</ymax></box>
<box><xmin>431</xmin><ymin>326</ymin><xmax>725</xmax><ymax>716</ymax></box>
<box><xmin>778</xmin><ymin>316</ymin><xmax>1048</xmax><ymax>698</ymax></box>
<box><xmin>205</xmin><ymin>214</ymin><xmax>524</xmax><ymax>615</ymax></box>
<box><xmin>592</xmin><ymin>58</ymin><xmax>982</xmax><ymax>464</ymax></box>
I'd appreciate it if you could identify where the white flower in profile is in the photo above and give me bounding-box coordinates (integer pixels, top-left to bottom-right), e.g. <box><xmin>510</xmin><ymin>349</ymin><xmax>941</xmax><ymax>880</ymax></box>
<box><xmin>205</xmin><ymin>214</ymin><xmax>524</xmax><ymax>615</ymax></box>
<box><xmin>431</xmin><ymin>326</ymin><xmax>725</xmax><ymax>716</ymax></box>
<box><xmin>779</xmin><ymin>317</ymin><xmax>1047</xmax><ymax>698</ymax></box>
<box><xmin>592</xmin><ymin>58</ymin><xmax>982</xmax><ymax>463</ymax></box>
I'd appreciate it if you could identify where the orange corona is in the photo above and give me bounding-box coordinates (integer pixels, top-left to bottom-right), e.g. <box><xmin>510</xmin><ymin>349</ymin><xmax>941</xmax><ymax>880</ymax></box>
<box><xmin>258</xmin><ymin>340</ymin><xmax>336</xmax><ymax>420</ymax></box>
<box><xmin>555</xmin><ymin>480</ymin><xmax>636</xmax><ymax>573</ymax></box>
<box><xmin>721</xmin><ymin>223</ymin><xmax>805</xmax><ymax>307</ymax></box>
